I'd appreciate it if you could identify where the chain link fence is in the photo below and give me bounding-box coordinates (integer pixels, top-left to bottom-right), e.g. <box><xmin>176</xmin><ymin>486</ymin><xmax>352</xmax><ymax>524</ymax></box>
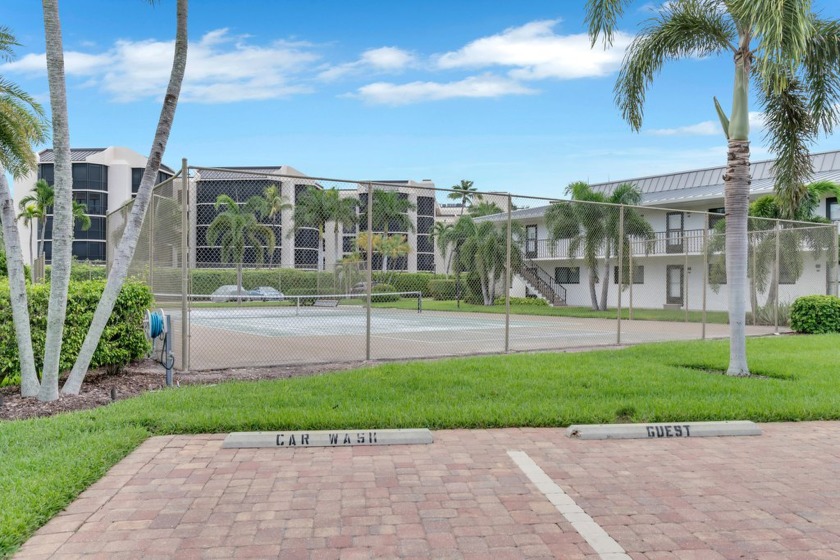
<box><xmin>107</xmin><ymin>164</ymin><xmax>839</xmax><ymax>371</ymax></box>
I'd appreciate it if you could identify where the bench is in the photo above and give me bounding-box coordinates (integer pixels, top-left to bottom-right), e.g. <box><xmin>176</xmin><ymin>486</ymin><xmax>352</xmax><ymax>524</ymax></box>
<box><xmin>313</xmin><ymin>299</ymin><xmax>339</xmax><ymax>308</ymax></box>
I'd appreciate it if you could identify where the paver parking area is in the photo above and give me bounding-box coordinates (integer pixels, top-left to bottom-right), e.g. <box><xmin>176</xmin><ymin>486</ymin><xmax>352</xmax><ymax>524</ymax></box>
<box><xmin>15</xmin><ymin>422</ymin><xmax>840</xmax><ymax>559</ymax></box>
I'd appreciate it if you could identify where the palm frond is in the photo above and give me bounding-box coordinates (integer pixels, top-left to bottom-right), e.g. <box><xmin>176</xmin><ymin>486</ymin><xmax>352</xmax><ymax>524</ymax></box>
<box><xmin>585</xmin><ymin>0</ymin><xmax>634</xmax><ymax>47</ymax></box>
<box><xmin>758</xmin><ymin>74</ymin><xmax>816</xmax><ymax>219</ymax></box>
<box><xmin>731</xmin><ymin>0</ymin><xmax>813</xmax><ymax>76</ymax></box>
<box><xmin>802</xmin><ymin>17</ymin><xmax>840</xmax><ymax>134</ymax></box>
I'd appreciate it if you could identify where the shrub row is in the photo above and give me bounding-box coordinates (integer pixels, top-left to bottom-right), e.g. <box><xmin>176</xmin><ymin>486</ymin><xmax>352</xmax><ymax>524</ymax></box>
<box><xmin>790</xmin><ymin>295</ymin><xmax>840</xmax><ymax>334</ymax></box>
<box><xmin>493</xmin><ymin>296</ymin><xmax>549</xmax><ymax>306</ymax></box>
<box><xmin>45</xmin><ymin>261</ymin><xmax>108</xmax><ymax>282</ymax></box>
<box><xmin>0</xmin><ymin>280</ymin><xmax>152</xmax><ymax>386</ymax></box>
<box><xmin>179</xmin><ymin>268</ymin><xmax>448</xmax><ymax>297</ymax></box>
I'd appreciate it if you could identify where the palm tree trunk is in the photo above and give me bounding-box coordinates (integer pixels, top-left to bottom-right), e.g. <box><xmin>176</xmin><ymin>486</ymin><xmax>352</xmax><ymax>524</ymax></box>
<box><xmin>334</xmin><ymin>225</ymin><xmax>341</xmax><ymax>272</ymax></box>
<box><xmin>589</xmin><ymin>269</ymin><xmax>598</xmax><ymax>310</ymax></box>
<box><xmin>29</xmin><ymin>226</ymin><xmax>34</xmax><ymax>270</ymax></box>
<box><xmin>63</xmin><ymin>0</ymin><xmax>187</xmax><ymax>395</ymax></box>
<box><xmin>600</xmin><ymin>253</ymin><xmax>610</xmax><ymax>311</ymax></box>
<box><xmin>236</xmin><ymin>264</ymin><xmax>243</xmax><ymax>303</ymax></box>
<box><xmin>0</xmin><ymin>171</ymin><xmax>39</xmax><ymax>397</ymax></box>
<box><xmin>724</xmin><ymin>139</ymin><xmax>751</xmax><ymax>376</ymax></box>
<box><xmin>39</xmin><ymin>0</ymin><xmax>73</xmax><ymax>402</ymax></box>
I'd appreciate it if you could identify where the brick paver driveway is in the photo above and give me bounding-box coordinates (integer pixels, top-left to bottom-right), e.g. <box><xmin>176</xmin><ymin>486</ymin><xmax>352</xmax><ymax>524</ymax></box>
<box><xmin>14</xmin><ymin>422</ymin><xmax>840</xmax><ymax>559</ymax></box>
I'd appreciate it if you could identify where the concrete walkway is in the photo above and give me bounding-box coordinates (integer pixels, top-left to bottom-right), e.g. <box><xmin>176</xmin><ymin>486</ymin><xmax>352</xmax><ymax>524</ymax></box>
<box><xmin>14</xmin><ymin>422</ymin><xmax>840</xmax><ymax>559</ymax></box>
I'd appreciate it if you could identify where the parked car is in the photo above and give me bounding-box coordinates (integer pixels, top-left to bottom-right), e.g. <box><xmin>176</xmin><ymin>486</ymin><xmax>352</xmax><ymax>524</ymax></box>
<box><xmin>350</xmin><ymin>281</ymin><xmax>379</xmax><ymax>295</ymax></box>
<box><xmin>209</xmin><ymin>285</ymin><xmax>249</xmax><ymax>302</ymax></box>
<box><xmin>248</xmin><ymin>287</ymin><xmax>284</xmax><ymax>301</ymax></box>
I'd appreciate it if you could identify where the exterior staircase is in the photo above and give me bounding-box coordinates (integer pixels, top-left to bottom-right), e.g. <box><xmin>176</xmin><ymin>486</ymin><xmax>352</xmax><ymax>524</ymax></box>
<box><xmin>518</xmin><ymin>260</ymin><xmax>567</xmax><ymax>306</ymax></box>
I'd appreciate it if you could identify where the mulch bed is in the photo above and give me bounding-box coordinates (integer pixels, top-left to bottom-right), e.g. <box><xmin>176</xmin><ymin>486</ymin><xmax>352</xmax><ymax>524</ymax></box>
<box><xmin>0</xmin><ymin>360</ymin><xmax>364</xmax><ymax>422</ymax></box>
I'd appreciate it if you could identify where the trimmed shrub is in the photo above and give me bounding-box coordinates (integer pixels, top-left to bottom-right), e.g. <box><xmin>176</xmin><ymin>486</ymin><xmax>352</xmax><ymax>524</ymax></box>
<box><xmin>45</xmin><ymin>261</ymin><xmax>108</xmax><ymax>282</ymax></box>
<box><xmin>493</xmin><ymin>296</ymin><xmax>549</xmax><ymax>306</ymax></box>
<box><xmin>189</xmin><ymin>268</ymin><xmax>340</xmax><ymax>295</ymax></box>
<box><xmin>0</xmin><ymin>280</ymin><xmax>152</xmax><ymax>386</ymax></box>
<box><xmin>371</xmin><ymin>272</ymin><xmax>446</xmax><ymax>296</ymax></box>
<box><xmin>371</xmin><ymin>283</ymin><xmax>400</xmax><ymax>302</ymax></box>
<box><xmin>790</xmin><ymin>295</ymin><xmax>840</xmax><ymax>334</ymax></box>
<box><xmin>428</xmin><ymin>279</ymin><xmax>456</xmax><ymax>300</ymax></box>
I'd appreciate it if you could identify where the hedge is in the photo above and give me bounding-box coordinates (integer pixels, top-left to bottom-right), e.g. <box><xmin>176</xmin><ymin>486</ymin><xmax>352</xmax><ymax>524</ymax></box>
<box><xmin>45</xmin><ymin>261</ymin><xmax>108</xmax><ymax>282</ymax></box>
<box><xmin>790</xmin><ymin>295</ymin><xmax>840</xmax><ymax>334</ymax></box>
<box><xmin>370</xmin><ymin>283</ymin><xmax>400</xmax><ymax>302</ymax></box>
<box><xmin>493</xmin><ymin>296</ymin><xmax>549</xmax><ymax>306</ymax></box>
<box><xmin>0</xmin><ymin>280</ymin><xmax>152</xmax><ymax>386</ymax></box>
<box><xmin>179</xmin><ymin>268</ymin><xmax>448</xmax><ymax>297</ymax></box>
<box><xmin>428</xmin><ymin>279</ymin><xmax>456</xmax><ymax>300</ymax></box>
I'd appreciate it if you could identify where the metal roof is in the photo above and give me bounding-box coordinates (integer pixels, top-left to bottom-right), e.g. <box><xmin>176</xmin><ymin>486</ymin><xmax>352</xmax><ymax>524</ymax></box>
<box><xmin>38</xmin><ymin>148</ymin><xmax>107</xmax><ymax>163</ymax></box>
<box><xmin>590</xmin><ymin>149</ymin><xmax>840</xmax><ymax>203</ymax></box>
<box><xmin>195</xmin><ymin>166</ymin><xmax>307</xmax><ymax>181</ymax></box>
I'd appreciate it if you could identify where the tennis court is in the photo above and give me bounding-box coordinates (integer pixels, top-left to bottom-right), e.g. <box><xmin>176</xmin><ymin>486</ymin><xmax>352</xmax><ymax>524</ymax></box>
<box><xmin>163</xmin><ymin>302</ymin><xmax>779</xmax><ymax>371</ymax></box>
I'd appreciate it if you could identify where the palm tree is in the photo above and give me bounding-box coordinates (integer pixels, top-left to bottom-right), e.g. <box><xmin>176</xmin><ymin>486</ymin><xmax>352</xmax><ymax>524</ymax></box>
<box><xmin>458</xmin><ymin>217</ymin><xmax>524</xmax><ymax>305</ymax></box>
<box><xmin>468</xmin><ymin>201</ymin><xmax>503</xmax><ymax>217</ymax></box>
<box><xmin>206</xmin><ymin>194</ymin><xmax>275</xmax><ymax>301</ymax></box>
<box><xmin>17</xmin><ymin>203</ymin><xmax>40</xmax><ymax>269</ymax></box>
<box><xmin>18</xmin><ymin>179</ymin><xmax>53</xmax><ymax>263</ymax></box>
<box><xmin>448</xmin><ymin>180</ymin><xmax>482</xmax><ymax>215</ymax></box>
<box><xmin>0</xmin><ymin>26</ymin><xmax>48</xmax><ymax>398</ymax></box>
<box><xmin>366</xmin><ymin>189</ymin><xmax>416</xmax><ymax>235</ymax></box>
<box><xmin>586</xmin><ymin>0</ymin><xmax>840</xmax><ymax>376</ymax></box>
<box><xmin>430</xmin><ymin>222</ymin><xmax>453</xmax><ymax>275</ymax></box>
<box><xmin>64</xmin><ymin>0</ymin><xmax>188</xmax><ymax>396</ymax></box>
<box><xmin>544</xmin><ymin>182</ymin><xmax>652</xmax><ymax>311</ymax></box>
<box><xmin>377</xmin><ymin>234</ymin><xmax>411</xmax><ymax>273</ymax></box>
<box><xmin>38</xmin><ymin>0</ymin><xmax>76</xmax><ymax>401</ymax></box>
<box><xmin>261</xmin><ymin>184</ymin><xmax>291</xmax><ymax>267</ymax></box>
<box><xmin>292</xmin><ymin>187</ymin><xmax>357</xmax><ymax>272</ymax></box>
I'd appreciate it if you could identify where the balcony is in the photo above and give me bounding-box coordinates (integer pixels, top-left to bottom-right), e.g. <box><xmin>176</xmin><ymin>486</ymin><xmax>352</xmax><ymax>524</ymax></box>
<box><xmin>524</xmin><ymin>229</ymin><xmax>709</xmax><ymax>260</ymax></box>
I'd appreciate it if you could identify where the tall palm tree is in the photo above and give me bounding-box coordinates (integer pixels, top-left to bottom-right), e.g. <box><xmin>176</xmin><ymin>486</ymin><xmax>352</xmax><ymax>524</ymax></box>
<box><xmin>64</xmin><ymin>0</ymin><xmax>188</xmax><ymax>396</ymax></box>
<box><xmin>377</xmin><ymin>234</ymin><xmax>411</xmax><ymax>273</ymax></box>
<box><xmin>17</xmin><ymin>180</ymin><xmax>90</xmax><ymax>262</ymax></box>
<box><xmin>17</xmin><ymin>203</ymin><xmax>40</xmax><ymax>269</ymax></box>
<box><xmin>586</xmin><ymin>0</ymin><xmax>840</xmax><ymax>376</ymax></box>
<box><xmin>0</xmin><ymin>26</ymin><xmax>47</xmax><ymax>398</ymax></box>
<box><xmin>206</xmin><ymin>194</ymin><xmax>275</xmax><ymax>301</ymax></box>
<box><xmin>545</xmin><ymin>182</ymin><xmax>609</xmax><ymax>310</ymax></box>
<box><xmin>458</xmin><ymin>217</ymin><xmax>524</xmax><ymax>305</ymax></box>
<box><xmin>448</xmin><ymin>180</ymin><xmax>482</xmax><ymax>215</ymax></box>
<box><xmin>261</xmin><ymin>184</ymin><xmax>291</xmax><ymax>267</ymax></box>
<box><xmin>545</xmin><ymin>182</ymin><xmax>652</xmax><ymax>310</ymax></box>
<box><xmin>18</xmin><ymin>179</ymin><xmax>53</xmax><ymax>259</ymax></box>
<box><xmin>430</xmin><ymin>221</ymin><xmax>453</xmax><ymax>275</ymax></box>
<box><xmin>366</xmin><ymin>189</ymin><xmax>416</xmax><ymax>235</ymax></box>
<box><xmin>292</xmin><ymin>187</ymin><xmax>357</xmax><ymax>272</ymax></box>
<box><xmin>38</xmin><ymin>0</ymin><xmax>75</xmax><ymax>401</ymax></box>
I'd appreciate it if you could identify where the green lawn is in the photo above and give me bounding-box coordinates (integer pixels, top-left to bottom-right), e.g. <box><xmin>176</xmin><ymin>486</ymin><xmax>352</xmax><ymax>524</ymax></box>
<box><xmin>2</xmin><ymin>334</ymin><xmax>839</xmax><ymax>557</ymax></box>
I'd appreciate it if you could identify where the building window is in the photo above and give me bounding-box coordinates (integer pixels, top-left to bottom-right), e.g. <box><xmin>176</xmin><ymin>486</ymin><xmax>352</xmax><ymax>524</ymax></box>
<box><xmin>555</xmin><ymin>266</ymin><xmax>580</xmax><ymax>284</ymax></box>
<box><xmin>417</xmin><ymin>253</ymin><xmax>435</xmax><ymax>272</ymax></box>
<box><xmin>708</xmin><ymin>207</ymin><xmax>725</xmax><ymax>229</ymax></box>
<box><xmin>613</xmin><ymin>265</ymin><xmax>644</xmax><ymax>284</ymax></box>
<box><xmin>827</xmin><ymin>197</ymin><xmax>840</xmax><ymax>222</ymax></box>
<box><xmin>417</xmin><ymin>196</ymin><xmax>435</xmax><ymax>216</ymax></box>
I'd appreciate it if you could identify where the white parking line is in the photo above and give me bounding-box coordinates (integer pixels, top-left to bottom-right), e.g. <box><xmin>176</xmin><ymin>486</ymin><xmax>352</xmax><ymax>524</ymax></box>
<box><xmin>507</xmin><ymin>450</ymin><xmax>631</xmax><ymax>560</ymax></box>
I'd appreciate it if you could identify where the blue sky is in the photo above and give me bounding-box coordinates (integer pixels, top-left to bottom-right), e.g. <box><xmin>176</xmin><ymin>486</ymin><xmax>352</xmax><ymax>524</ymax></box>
<box><xmin>4</xmin><ymin>0</ymin><xmax>840</xmax><ymax>198</ymax></box>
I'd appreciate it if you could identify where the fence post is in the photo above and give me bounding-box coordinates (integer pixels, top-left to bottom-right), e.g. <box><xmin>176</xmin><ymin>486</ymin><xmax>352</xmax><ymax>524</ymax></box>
<box><xmin>751</xmin><ymin>234</ymin><xmax>757</xmax><ymax>326</ymax></box>
<box><xmin>834</xmin><ymin>226</ymin><xmax>839</xmax><ymax>297</ymax></box>
<box><xmin>702</xmin><ymin>227</ymin><xmax>708</xmax><ymax>340</ymax></box>
<box><xmin>365</xmin><ymin>183</ymin><xmax>373</xmax><ymax>361</ymax></box>
<box><xmin>774</xmin><ymin>222</ymin><xmax>780</xmax><ymax>333</ymax></box>
<box><xmin>504</xmin><ymin>194</ymin><xmax>511</xmax><ymax>353</ymax></box>
<box><xmin>148</xmin><ymin>185</ymin><xmax>155</xmax><ymax>294</ymax></box>
<box><xmin>628</xmin><ymin>242</ymin><xmax>634</xmax><ymax>321</ymax></box>
<box><xmin>684</xmin><ymin>231</ymin><xmax>689</xmax><ymax>323</ymax></box>
<box><xmin>617</xmin><ymin>205</ymin><xmax>624</xmax><ymax>345</ymax></box>
<box><xmin>181</xmin><ymin>158</ymin><xmax>190</xmax><ymax>371</ymax></box>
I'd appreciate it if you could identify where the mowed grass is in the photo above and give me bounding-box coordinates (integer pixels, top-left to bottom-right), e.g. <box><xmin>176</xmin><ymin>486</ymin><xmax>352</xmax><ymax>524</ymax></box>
<box><xmin>373</xmin><ymin>298</ymin><xmax>732</xmax><ymax>324</ymax></box>
<box><xmin>2</xmin><ymin>334</ymin><xmax>840</xmax><ymax>557</ymax></box>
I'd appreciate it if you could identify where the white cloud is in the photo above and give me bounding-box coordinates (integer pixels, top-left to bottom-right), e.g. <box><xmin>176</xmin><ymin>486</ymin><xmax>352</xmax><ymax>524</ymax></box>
<box><xmin>649</xmin><ymin>112</ymin><xmax>767</xmax><ymax>136</ymax></box>
<box><xmin>436</xmin><ymin>19</ymin><xmax>632</xmax><ymax>80</ymax></box>
<box><xmin>0</xmin><ymin>29</ymin><xmax>320</xmax><ymax>103</ymax></box>
<box><xmin>319</xmin><ymin>46</ymin><xmax>415</xmax><ymax>81</ymax></box>
<box><xmin>354</xmin><ymin>74</ymin><xmax>536</xmax><ymax>105</ymax></box>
